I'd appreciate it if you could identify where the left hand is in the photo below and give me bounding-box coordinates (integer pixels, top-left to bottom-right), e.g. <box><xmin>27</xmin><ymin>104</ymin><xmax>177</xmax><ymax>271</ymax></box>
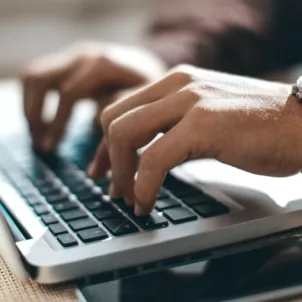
<box><xmin>88</xmin><ymin>65</ymin><xmax>300</xmax><ymax>215</ymax></box>
<box><xmin>20</xmin><ymin>42</ymin><xmax>165</xmax><ymax>151</ymax></box>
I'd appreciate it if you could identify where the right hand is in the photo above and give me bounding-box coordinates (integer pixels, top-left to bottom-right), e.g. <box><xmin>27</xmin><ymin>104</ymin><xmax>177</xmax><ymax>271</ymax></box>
<box><xmin>88</xmin><ymin>65</ymin><xmax>300</xmax><ymax>215</ymax></box>
<box><xmin>21</xmin><ymin>42</ymin><xmax>166</xmax><ymax>151</ymax></box>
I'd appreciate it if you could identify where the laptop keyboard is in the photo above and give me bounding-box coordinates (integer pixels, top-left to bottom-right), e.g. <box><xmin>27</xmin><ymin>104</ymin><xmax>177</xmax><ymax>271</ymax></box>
<box><xmin>0</xmin><ymin>145</ymin><xmax>230</xmax><ymax>248</ymax></box>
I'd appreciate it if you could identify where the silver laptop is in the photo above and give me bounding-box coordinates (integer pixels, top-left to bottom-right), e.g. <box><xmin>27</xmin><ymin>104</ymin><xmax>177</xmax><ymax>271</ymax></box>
<box><xmin>0</xmin><ymin>85</ymin><xmax>302</xmax><ymax>284</ymax></box>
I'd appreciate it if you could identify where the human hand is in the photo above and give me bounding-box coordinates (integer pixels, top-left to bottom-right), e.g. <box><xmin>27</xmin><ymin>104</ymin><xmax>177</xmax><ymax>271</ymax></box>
<box><xmin>88</xmin><ymin>65</ymin><xmax>302</xmax><ymax>215</ymax></box>
<box><xmin>21</xmin><ymin>42</ymin><xmax>166</xmax><ymax>151</ymax></box>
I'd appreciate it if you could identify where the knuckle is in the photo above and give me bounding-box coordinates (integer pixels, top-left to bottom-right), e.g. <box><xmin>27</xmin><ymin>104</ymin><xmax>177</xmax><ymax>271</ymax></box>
<box><xmin>76</xmin><ymin>46</ymin><xmax>106</xmax><ymax>63</ymax></box>
<box><xmin>20</xmin><ymin>66</ymin><xmax>42</xmax><ymax>85</ymax></box>
<box><xmin>59</xmin><ymin>85</ymin><xmax>76</xmax><ymax>100</ymax></box>
<box><xmin>107</xmin><ymin>118</ymin><xmax>125</xmax><ymax>143</ymax></box>
<box><xmin>100</xmin><ymin>105</ymin><xmax>115</xmax><ymax>133</ymax></box>
<box><xmin>169</xmin><ymin>64</ymin><xmax>195</xmax><ymax>81</ymax></box>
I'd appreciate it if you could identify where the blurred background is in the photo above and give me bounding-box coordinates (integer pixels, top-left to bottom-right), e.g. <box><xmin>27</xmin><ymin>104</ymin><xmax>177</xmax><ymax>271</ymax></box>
<box><xmin>0</xmin><ymin>0</ymin><xmax>301</xmax><ymax>82</ymax></box>
<box><xmin>0</xmin><ymin>0</ymin><xmax>154</xmax><ymax>77</ymax></box>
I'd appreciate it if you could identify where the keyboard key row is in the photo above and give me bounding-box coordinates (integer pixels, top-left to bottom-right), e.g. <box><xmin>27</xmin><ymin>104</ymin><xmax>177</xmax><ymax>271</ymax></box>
<box><xmin>78</xmin><ymin>228</ymin><xmax>108</xmax><ymax>243</ymax></box>
<box><xmin>41</xmin><ymin>213</ymin><xmax>58</xmax><ymax>225</ymax></box>
<box><xmin>57</xmin><ymin>233</ymin><xmax>78</xmax><ymax>247</ymax></box>
<box><xmin>94</xmin><ymin>206</ymin><xmax>120</xmax><ymax>220</ymax></box>
<box><xmin>194</xmin><ymin>203</ymin><xmax>229</xmax><ymax>218</ymax></box>
<box><xmin>55</xmin><ymin>224</ymin><xmax>108</xmax><ymax>246</ymax></box>
<box><xmin>103</xmin><ymin>217</ymin><xmax>138</xmax><ymax>236</ymax></box>
<box><xmin>163</xmin><ymin>207</ymin><xmax>197</xmax><ymax>224</ymax></box>
<box><xmin>49</xmin><ymin>223</ymin><xmax>68</xmax><ymax>235</ymax></box>
<box><xmin>61</xmin><ymin>209</ymin><xmax>88</xmax><ymax>221</ymax></box>
<box><xmin>53</xmin><ymin>201</ymin><xmax>78</xmax><ymax>212</ymax></box>
<box><xmin>69</xmin><ymin>218</ymin><xmax>97</xmax><ymax>232</ymax></box>
<box><xmin>114</xmin><ymin>199</ymin><xmax>168</xmax><ymax>230</ymax></box>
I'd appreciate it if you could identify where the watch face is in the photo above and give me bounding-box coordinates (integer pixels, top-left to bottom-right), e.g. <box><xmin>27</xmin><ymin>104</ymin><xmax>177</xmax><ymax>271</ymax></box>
<box><xmin>297</xmin><ymin>76</ymin><xmax>302</xmax><ymax>89</ymax></box>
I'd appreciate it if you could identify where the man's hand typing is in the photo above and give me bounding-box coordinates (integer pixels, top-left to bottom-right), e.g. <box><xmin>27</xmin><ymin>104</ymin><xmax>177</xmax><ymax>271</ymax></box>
<box><xmin>88</xmin><ymin>65</ymin><xmax>302</xmax><ymax>215</ymax></box>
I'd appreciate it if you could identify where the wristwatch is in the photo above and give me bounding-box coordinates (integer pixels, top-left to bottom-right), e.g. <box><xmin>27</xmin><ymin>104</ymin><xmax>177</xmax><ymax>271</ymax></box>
<box><xmin>291</xmin><ymin>76</ymin><xmax>302</xmax><ymax>101</ymax></box>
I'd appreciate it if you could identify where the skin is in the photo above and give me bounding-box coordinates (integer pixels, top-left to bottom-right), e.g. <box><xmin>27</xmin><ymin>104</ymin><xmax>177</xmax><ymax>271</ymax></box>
<box><xmin>88</xmin><ymin>65</ymin><xmax>302</xmax><ymax>215</ymax></box>
<box><xmin>21</xmin><ymin>42</ymin><xmax>166</xmax><ymax>151</ymax></box>
<box><xmin>21</xmin><ymin>45</ymin><xmax>302</xmax><ymax>216</ymax></box>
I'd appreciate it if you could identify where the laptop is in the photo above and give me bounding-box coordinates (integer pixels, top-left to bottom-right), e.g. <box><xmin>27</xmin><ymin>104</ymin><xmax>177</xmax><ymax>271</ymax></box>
<box><xmin>1</xmin><ymin>81</ymin><xmax>302</xmax><ymax>284</ymax></box>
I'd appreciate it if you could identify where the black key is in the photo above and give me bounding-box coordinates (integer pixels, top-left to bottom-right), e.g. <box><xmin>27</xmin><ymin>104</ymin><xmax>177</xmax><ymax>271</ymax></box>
<box><xmin>155</xmin><ymin>199</ymin><xmax>180</xmax><ymax>211</ymax></box>
<box><xmin>40</xmin><ymin>187</ymin><xmax>62</xmax><ymax>196</ymax></box>
<box><xmin>33</xmin><ymin>178</ymin><xmax>54</xmax><ymax>187</ymax></box>
<box><xmin>60</xmin><ymin>171</ymin><xmax>86</xmax><ymax>187</ymax></box>
<box><xmin>182</xmin><ymin>194</ymin><xmax>216</xmax><ymax>207</ymax></box>
<box><xmin>53</xmin><ymin>201</ymin><xmax>78</xmax><ymax>212</ymax></box>
<box><xmin>33</xmin><ymin>204</ymin><xmax>49</xmax><ymax>216</ymax></box>
<box><xmin>156</xmin><ymin>189</ymin><xmax>170</xmax><ymax>200</ymax></box>
<box><xmin>61</xmin><ymin>209</ymin><xmax>88</xmax><ymax>221</ymax></box>
<box><xmin>85</xmin><ymin>201</ymin><xmax>103</xmax><ymax>211</ymax></box>
<box><xmin>131</xmin><ymin>211</ymin><xmax>168</xmax><ymax>230</ymax></box>
<box><xmin>113</xmin><ymin>198</ymin><xmax>132</xmax><ymax>213</ymax></box>
<box><xmin>114</xmin><ymin>199</ymin><xmax>168</xmax><ymax>230</ymax></box>
<box><xmin>41</xmin><ymin>213</ymin><xmax>58</xmax><ymax>225</ymax></box>
<box><xmin>94</xmin><ymin>206</ymin><xmax>120</xmax><ymax>221</ymax></box>
<box><xmin>57</xmin><ymin>233</ymin><xmax>78</xmax><ymax>247</ymax></box>
<box><xmin>194</xmin><ymin>203</ymin><xmax>230</xmax><ymax>218</ymax></box>
<box><xmin>46</xmin><ymin>192</ymin><xmax>70</xmax><ymax>204</ymax></box>
<box><xmin>163</xmin><ymin>174</ymin><xmax>200</xmax><ymax>198</ymax></box>
<box><xmin>69</xmin><ymin>218</ymin><xmax>98</xmax><ymax>231</ymax></box>
<box><xmin>81</xmin><ymin>193</ymin><xmax>104</xmax><ymax>203</ymax></box>
<box><xmin>95</xmin><ymin>179</ymin><xmax>109</xmax><ymax>186</ymax></box>
<box><xmin>38</xmin><ymin>184</ymin><xmax>61</xmax><ymax>195</ymax></box>
<box><xmin>26</xmin><ymin>195</ymin><xmax>44</xmax><ymax>206</ymax></box>
<box><xmin>171</xmin><ymin>186</ymin><xmax>201</xmax><ymax>198</ymax></box>
<box><xmin>76</xmin><ymin>190</ymin><xmax>99</xmax><ymax>201</ymax></box>
<box><xmin>164</xmin><ymin>207</ymin><xmax>197</xmax><ymax>224</ymax></box>
<box><xmin>101</xmin><ymin>186</ymin><xmax>109</xmax><ymax>195</ymax></box>
<box><xmin>20</xmin><ymin>187</ymin><xmax>38</xmax><ymax>197</ymax></box>
<box><xmin>78</xmin><ymin>227</ymin><xmax>108</xmax><ymax>243</ymax></box>
<box><xmin>49</xmin><ymin>223</ymin><xmax>68</xmax><ymax>235</ymax></box>
<box><xmin>103</xmin><ymin>217</ymin><xmax>138</xmax><ymax>236</ymax></box>
<box><xmin>69</xmin><ymin>182</ymin><xmax>90</xmax><ymax>193</ymax></box>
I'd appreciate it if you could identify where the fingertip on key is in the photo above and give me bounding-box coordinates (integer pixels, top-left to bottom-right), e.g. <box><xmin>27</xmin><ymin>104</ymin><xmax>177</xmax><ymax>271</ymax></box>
<box><xmin>134</xmin><ymin>204</ymin><xmax>146</xmax><ymax>216</ymax></box>
<box><xmin>87</xmin><ymin>162</ymin><xmax>97</xmax><ymax>178</ymax></box>
<box><xmin>109</xmin><ymin>182</ymin><xmax>121</xmax><ymax>199</ymax></box>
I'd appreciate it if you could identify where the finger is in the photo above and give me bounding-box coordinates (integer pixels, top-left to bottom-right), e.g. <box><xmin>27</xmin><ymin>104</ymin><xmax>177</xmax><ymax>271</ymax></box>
<box><xmin>88</xmin><ymin>138</ymin><xmax>111</xmax><ymax>179</ymax></box>
<box><xmin>41</xmin><ymin>98</ymin><xmax>73</xmax><ymax>152</ymax></box>
<box><xmin>60</xmin><ymin>60</ymin><xmax>101</xmax><ymax>100</ymax></box>
<box><xmin>108</xmin><ymin>90</ymin><xmax>197</xmax><ymax>205</ymax></box>
<box><xmin>22</xmin><ymin>56</ymin><xmax>77</xmax><ymax>146</ymax></box>
<box><xmin>40</xmin><ymin>62</ymin><xmax>104</xmax><ymax>151</ymax></box>
<box><xmin>94</xmin><ymin>72</ymin><xmax>190</xmax><ymax>181</ymax></box>
<box><xmin>134</xmin><ymin>119</ymin><xmax>193</xmax><ymax>215</ymax></box>
<box><xmin>101</xmin><ymin>71</ymin><xmax>191</xmax><ymax>138</ymax></box>
<box><xmin>92</xmin><ymin>92</ymin><xmax>115</xmax><ymax>128</ymax></box>
<box><xmin>22</xmin><ymin>81</ymin><xmax>47</xmax><ymax>146</ymax></box>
